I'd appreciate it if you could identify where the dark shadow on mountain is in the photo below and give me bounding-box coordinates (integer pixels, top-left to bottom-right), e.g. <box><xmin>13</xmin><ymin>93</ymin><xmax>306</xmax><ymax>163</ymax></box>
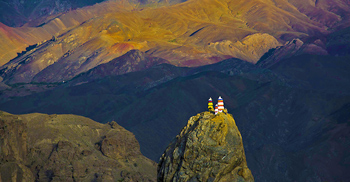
<box><xmin>0</xmin><ymin>54</ymin><xmax>349</xmax><ymax>181</ymax></box>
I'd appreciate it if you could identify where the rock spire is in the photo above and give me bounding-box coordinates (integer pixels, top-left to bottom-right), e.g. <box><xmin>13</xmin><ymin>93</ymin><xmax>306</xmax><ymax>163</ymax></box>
<box><xmin>158</xmin><ymin>111</ymin><xmax>254</xmax><ymax>181</ymax></box>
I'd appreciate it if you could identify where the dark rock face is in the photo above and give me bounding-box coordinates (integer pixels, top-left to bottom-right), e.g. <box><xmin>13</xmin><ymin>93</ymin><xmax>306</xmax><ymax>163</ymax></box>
<box><xmin>0</xmin><ymin>113</ymin><xmax>28</xmax><ymax>163</ymax></box>
<box><xmin>100</xmin><ymin>128</ymin><xmax>142</xmax><ymax>160</ymax></box>
<box><xmin>0</xmin><ymin>162</ymin><xmax>35</xmax><ymax>182</ymax></box>
<box><xmin>0</xmin><ymin>113</ymin><xmax>35</xmax><ymax>181</ymax></box>
<box><xmin>158</xmin><ymin>111</ymin><xmax>254</xmax><ymax>182</ymax></box>
<box><xmin>326</xmin><ymin>26</ymin><xmax>350</xmax><ymax>56</ymax></box>
<box><xmin>0</xmin><ymin>111</ymin><xmax>157</xmax><ymax>182</ymax></box>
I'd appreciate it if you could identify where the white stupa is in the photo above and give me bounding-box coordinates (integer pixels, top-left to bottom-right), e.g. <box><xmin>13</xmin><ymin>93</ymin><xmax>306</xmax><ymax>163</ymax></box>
<box><xmin>218</xmin><ymin>96</ymin><xmax>224</xmax><ymax>112</ymax></box>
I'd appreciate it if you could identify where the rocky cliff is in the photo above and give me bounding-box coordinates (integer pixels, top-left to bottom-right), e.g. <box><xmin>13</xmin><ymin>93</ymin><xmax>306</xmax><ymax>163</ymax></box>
<box><xmin>0</xmin><ymin>111</ymin><xmax>156</xmax><ymax>182</ymax></box>
<box><xmin>158</xmin><ymin>111</ymin><xmax>254</xmax><ymax>182</ymax></box>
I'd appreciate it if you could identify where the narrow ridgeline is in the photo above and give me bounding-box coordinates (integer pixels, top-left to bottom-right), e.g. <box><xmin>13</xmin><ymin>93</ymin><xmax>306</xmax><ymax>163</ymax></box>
<box><xmin>158</xmin><ymin>111</ymin><xmax>254</xmax><ymax>182</ymax></box>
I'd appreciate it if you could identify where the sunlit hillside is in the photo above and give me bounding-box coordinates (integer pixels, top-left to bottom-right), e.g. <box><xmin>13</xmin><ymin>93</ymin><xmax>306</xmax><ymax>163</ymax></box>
<box><xmin>1</xmin><ymin>0</ymin><xmax>349</xmax><ymax>84</ymax></box>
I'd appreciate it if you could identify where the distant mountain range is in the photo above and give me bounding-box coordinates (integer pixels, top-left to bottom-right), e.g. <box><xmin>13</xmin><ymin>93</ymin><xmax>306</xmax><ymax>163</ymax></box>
<box><xmin>0</xmin><ymin>0</ymin><xmax>349</xmax><ymax>181</ymax></box>
<box><xmin>1</xmin><ymin>50</ymin><xmax>349</xmax><ymax>181</ymax></box>
<box><xmin>1</xmin><ymin>0</ymin><xmax>349</xmax><ymax>73</ymax></box>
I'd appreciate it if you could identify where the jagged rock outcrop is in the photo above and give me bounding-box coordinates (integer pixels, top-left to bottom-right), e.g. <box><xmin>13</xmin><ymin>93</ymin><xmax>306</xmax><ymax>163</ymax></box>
<box><xmin>0</xmin><ymin>111</ymin><xmax>157</xmax><ymax>181</ymax></box>
<box><xmin>158</xmin><ymin>111</ymin><xmax>254</xmax><ymax>182</ymax></box>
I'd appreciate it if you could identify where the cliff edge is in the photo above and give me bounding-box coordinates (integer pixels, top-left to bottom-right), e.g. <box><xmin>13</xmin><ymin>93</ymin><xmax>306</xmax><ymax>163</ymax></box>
<box><xmin>0</xmin><ymin>111</ymin><xmax>156</xmax><ymax>181</ymax></box>
<box><xmin>158</xmin><ymin>111</ymin><xmax>254</xmax><ymax>182</ymax></box>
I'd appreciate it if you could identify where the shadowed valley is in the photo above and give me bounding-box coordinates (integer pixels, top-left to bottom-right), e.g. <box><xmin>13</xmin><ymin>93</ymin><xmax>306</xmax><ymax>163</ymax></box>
<box><xmin>0</xmin><ymin>0</ymin><xmax>350</xmax><ymax>181</ymax></box>
<box><xmin>1</xmin><ymin>50</ymin><xmax>349</xmax><ymax>181</ymax></box>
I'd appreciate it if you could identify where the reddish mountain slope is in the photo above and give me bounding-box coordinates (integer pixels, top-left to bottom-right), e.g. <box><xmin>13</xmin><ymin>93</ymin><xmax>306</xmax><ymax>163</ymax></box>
<box><xmin>0</xmin><ymin>0</ymin><xmax>349</xmax><ymax>84</ymax></box>
<box><xmin>0</xmin><ymin>0</ymin><xmax>138</xmax><ymax>66</ymax></box>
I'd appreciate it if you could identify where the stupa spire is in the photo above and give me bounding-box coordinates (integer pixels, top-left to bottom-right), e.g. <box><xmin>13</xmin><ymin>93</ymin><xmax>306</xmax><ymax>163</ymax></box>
<box><xmin>208</xmin><ymin>97</ymin><xmax>214</xmax><ymax>111</ymax></box>
<box><xmin>218</xmin><ymin>96</ymin><xmax>224</xmax><ymax>113</ymax></box>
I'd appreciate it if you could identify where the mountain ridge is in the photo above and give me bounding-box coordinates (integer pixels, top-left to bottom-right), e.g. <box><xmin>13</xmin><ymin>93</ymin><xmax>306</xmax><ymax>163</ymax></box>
<box><xmin>1</xmin><ymin>51</ymin><xmax>349</xmax><ymax>181</ymax></box>
<box><xmin>0</xmin><ymin>110</ymin><xmax>157</xmax><ymax>181</ymax></box>
<box><xmin>1</xmin><ymin>0</ymin><xmax>349</xmax><ymax>81</ymax></box>
<box><xmin>0</xmin><ymin>1</ymin><xmax>349</xmax><ymax>181</ymax></box>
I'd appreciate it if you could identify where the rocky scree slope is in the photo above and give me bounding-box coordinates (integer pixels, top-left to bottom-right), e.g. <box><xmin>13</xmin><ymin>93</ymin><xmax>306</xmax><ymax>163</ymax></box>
<box><xmin>158</xmin><ymin>111</ymin><xmax>254</xmax><ymax>182</ymax></box>
<box><xmin>0</xmin><ymin>111</ymin><xmax>156</xmax><ymax>182</ymax></box>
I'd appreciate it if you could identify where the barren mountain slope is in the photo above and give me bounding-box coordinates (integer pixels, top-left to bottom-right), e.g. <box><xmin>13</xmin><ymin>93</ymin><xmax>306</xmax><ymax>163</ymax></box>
<box><xmin>1</xmin><ymin>0</ymin><xmax>349</xmax><ymax>84</ymax></box>
<box><xmin>0</xmin><ymin>0</ymin><xmax>140</xmax><ymax>66</ymax></box>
